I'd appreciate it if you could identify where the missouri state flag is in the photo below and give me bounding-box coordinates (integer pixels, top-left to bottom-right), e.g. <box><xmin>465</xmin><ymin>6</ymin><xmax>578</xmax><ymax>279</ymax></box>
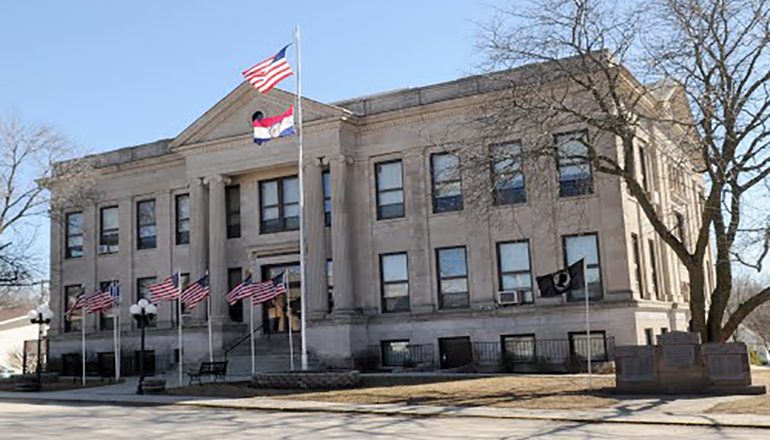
<box><xmin>253</xmin><ymin>107</ymin><xmax>295</xmax><ymax>145</ymax></box>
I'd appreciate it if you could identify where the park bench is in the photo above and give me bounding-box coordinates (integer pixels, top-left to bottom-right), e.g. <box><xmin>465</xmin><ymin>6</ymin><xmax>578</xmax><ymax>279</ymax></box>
<box><xmin>188</xmin><ymin>361</ymin><xmax>228</xmax><ymax>386</ymax></box>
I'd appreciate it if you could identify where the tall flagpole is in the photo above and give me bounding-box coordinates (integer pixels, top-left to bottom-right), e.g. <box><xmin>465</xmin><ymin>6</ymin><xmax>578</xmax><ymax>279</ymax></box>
<box><xmin>584</xmin><ymin>258</ymin><xmax>592</xmax><ymax>389</ymax></box>
<box><xmin>177</xmin><ymin>271</ymin><xmax>184</xmax><ymax>387</ymax></box>
<box><xmin>250</xmin><ymin>294</ymin><xmax>256</xmax><ymax>376</ymax></box>
<box><xmin>81</xmin><ymin>286</ymin><xmax>86</xmax><ymax>386</ymax></box>
<box><xmin>295</xmin><ymin>25</ymin><xmax>308</xmax><ymax>372</ymax></box>
<box><xmin>113</xmin><ymin>284</ymin><xmax>119</xmax><ymax>382</ymax></box>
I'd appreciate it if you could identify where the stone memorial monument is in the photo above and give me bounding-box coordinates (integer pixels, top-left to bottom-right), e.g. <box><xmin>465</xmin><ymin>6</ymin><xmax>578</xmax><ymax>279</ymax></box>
<box><xmin>615</xmin><ymin>331</ymin><xmax>765</xmax><ymax>395</ymax></box>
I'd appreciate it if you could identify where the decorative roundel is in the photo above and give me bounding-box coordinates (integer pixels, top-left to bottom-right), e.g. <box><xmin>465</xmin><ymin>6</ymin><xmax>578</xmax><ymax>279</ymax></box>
<box><xmin>553</xmin><ymin>270</ymin><xmax>572</xmax><ymax>292</ymax></box>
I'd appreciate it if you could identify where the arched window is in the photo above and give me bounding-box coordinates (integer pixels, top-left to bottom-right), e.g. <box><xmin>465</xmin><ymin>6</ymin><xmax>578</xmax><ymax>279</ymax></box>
<box><xmin>252</xmin><ymin>111</ymin><xmax>264</xmax><ymax>122</ymax></box>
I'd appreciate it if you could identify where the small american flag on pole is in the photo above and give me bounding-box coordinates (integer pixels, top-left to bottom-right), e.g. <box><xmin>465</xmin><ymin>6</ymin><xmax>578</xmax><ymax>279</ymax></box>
<box><xmin>65</xmin><ymin>292</ymin><xmax>87</xmax><ymax>318</ymax></box>
<box><xmin>148</xmin><ymin>274</ymin><xmax>180</xmax><ymax>303</ymax></box>
<box><xmin>83</xmin><ymin>289</ymin><xmax>114</xmax><ymax>314</ymax></box>
<box><xmin>243</xmin><ymin>45</ymin><xmax>294</xmax><ymax>94</ymax></box>
<box><xmin>226</xmin><ymin>274</ymin><xmax>257</xmax><ymax>305</ymax></box>
<box><xmin>180</xmin><ymin>274</ymin><xmax>210</xmax><ymax>309</ymax></box>
<box><xmin>251</xmin><ymin>272</ymin><xmax>287</xmax><ymax>305</ymax></box>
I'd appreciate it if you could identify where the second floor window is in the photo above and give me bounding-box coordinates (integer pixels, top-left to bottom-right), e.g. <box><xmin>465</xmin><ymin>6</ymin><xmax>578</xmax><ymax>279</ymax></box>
<box><xmin>497</xmin><ymin>241</ymin><xmax>534</xmax><ymax>304</ymax></box>
<box><xmin>557</xmin><ymin>131</ymin><xmax>593</xmax><ymax>197</ymax></box>
<box><xmin>260</xmin><ymin>176</ymin><xmax>299</xmax><ymax>234</ymax></box>
<box><xmin>322</xmin><ymin>169</ymin><xmax>331</xmax><ymax>226</ymax></box>
<box><xmin>175</xmin><ymin>194</ymin><xmax>190</xmax><ymax>245</ymax></box>
<box><xmin>431</xmin><ymin>153</ymin><xmax>463</xmax><ymax>213</ymax></box>
<box><xmin>563</xmin><ymin>234</ymin><xmax>603</xmax><ymax>301</ymax></box>
<box><xmin>99</xmin><ymin>206</ymin><xmax>119</xmax><ymax>254</ymax></box>
<box><xmin>631</xmin><ymin>233</ymin><xmax>644</xmax><ymax>295</ymax></box>
<box><xmin>376</xmin><ymin>160</ymin><xmax>405</xmax><ymax>220</ymax></box>
<box><xmin>64</xmin><ymin>285</ymin><xmax>84</xmax><ymax>332</ymax></box>
<box><xmin>226</xmin><ymin>185</ymin><xmax>241</xmax><ymax>238</ymax></box>
<box><xmin>649</xmin><ymin>239</ymin><xmax>660</xmax><ymax>300</ymax></box>
<box><xmin>674</xmin><ymin>212</ymin><xmax>687</xmax><ymax>248</ymax></box>
<box><xmin>326</xmin><ymin>259</ymin><xmax>334</xmax><ymax>312</ymax></box>
<box><xmin>492</xmin><ymin>143</ymin><xmax>526</xmax><ymax>205</ymax></box>
<box><xmin>65</xmin><ymin>212</ymin><xmax>84</xmax><ymax>259</ymax></box>
<box><xmin>99</xmin><ymin>280</ymin><xmax>117</xmax><ymax>330</ymax></box>
<box><xmin>437</xmin><ymin>246</ymin><xmax>469</xmax><ymax>309</ymax></box>
<box><xmin>380</xmin><ymin>253</ymin><xmax>409</xmax><ymax>312</ymax></box>
<box><xmin>136</xmin><ymin>200</ymin><xmax>156</xmax><ymax>250</ymax></box>
<box><xmin>228</xmin><ymin>268</ymin><xmax>243</xmax><ymax>323</ymax></box>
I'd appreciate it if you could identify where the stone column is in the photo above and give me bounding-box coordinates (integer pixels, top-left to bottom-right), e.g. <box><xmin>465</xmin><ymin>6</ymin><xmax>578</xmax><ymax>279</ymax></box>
<box><xmin>304</xmin><ymin>158</ymin><xmax>328</xmax><ymax>319</ymax></box>
<box><xmin>328</xmin><ymin>155</ymin><xmax>356</xmax><ymax>315</ymax></box>
<box><xmin>188</xmin><ymin>178</ymin><xmax>208</xmax><ymax>280</ymax></box>
<box><xmin>204</xmin><ymin>175</ymin><xmax>230</xmax><ymax>320</ymax></box>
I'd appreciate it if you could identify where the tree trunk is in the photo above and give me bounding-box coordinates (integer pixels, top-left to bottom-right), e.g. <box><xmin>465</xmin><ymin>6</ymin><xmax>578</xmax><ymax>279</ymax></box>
<box><xmin>688</xmin><ymin>263</ymin><xmax>708</xmax><ymax>342</ymax></box>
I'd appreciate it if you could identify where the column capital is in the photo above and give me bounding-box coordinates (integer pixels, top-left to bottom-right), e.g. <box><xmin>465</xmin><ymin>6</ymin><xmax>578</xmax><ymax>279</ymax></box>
<box><xmin>203</xmin><ymin>175</ymin><xmax>232</xmax><ymax>186</ymax></box>
<box><xmin>186</xmin><ymin>177</ymin><xmax>205</xmax><ymax>187</ymax></box>
<box><xmin>322</xmin><ymin>154</ymin><xmax>354</xmax><ymax>166</ymax></box>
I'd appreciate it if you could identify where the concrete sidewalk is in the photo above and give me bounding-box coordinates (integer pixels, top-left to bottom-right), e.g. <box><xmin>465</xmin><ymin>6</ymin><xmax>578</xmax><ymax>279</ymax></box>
<box><xmin>0</xmin><ymin>379</ymin><xmax>769</xmax><ymax>430</ymax></box>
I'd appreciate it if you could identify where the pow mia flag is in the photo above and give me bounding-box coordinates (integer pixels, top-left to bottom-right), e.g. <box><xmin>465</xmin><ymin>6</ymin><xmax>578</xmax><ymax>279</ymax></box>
<box><xmin>536</xmin><ymin>259</ymin><xmax>586</xmax><ymax>298</ymax></box>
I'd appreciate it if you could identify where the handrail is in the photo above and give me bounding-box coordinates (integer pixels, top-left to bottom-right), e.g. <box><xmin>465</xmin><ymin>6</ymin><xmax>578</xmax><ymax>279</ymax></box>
<box><xmin>224</xmin><ymin>321</ymin><xmax>270</xmax><ymax>360</ymax></box>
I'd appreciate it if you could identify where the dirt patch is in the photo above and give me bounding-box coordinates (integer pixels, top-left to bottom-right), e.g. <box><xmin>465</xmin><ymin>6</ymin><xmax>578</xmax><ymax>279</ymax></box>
<box><xmin>168</xmin><ymin>375</ymin><xmax>618</xmax><ymax>410</ymax></box>
<box><xmin>706</xmin><ymin>369</ymin><xmax>770</xmax><ymax>415</ymax></box>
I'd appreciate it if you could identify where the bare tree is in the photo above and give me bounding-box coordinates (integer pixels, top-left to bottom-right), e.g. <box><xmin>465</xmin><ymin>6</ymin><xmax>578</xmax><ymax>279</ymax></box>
<box><xmin>728</xmin><ymin>274</ymin><xmax>770</xmax><ymax>346</ymax></box>
<box><xmin>0</xmin><ymin>112</ymin><xmax>96</xmax><ymax>300</ymax></box>
<box><xmin>467</xmin><ymin>0</ymin><xmax>769</xmax><ymax>342</ymax></box>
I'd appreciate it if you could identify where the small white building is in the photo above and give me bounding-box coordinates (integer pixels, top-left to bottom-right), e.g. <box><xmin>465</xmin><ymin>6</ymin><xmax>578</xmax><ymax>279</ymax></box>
<box><xmin>0</xmin><ymin>308</ymin><xmax>42</xmax><ymax>375</ymax></box>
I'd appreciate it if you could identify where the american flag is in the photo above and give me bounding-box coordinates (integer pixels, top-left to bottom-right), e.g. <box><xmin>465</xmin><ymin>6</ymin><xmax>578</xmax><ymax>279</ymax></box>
<box><xmin>251</xmin><ymin>272</ymin><xmax>287</xmax><ymax>305</ymax></box>
<box><xmin>226</xmin><ymin>274</ymin><xmax>256</xmax><ymax>305</ymax></box>
<box><xmin>180</xmin><ymin>274</ymin><xmax>210</xmax><ymax>309</ymax></box>
<box><xmin>243</xmin><ymin>45</ymin><xmax>293</xmax><ymax>94</ymax></box>
<box><xmin>83</xmin><ymin>289</ymin><xmax>114</xmax><ymax>314</ymax></box>
<box><xmin>148</xmin><ymin>274</ymin><xmax>180</xmax><ymax>303</ymax></box>
<box><xmin>65</xmin><ymin>292</ymin><xmax>87</xmax><ymax>318</ymax></box>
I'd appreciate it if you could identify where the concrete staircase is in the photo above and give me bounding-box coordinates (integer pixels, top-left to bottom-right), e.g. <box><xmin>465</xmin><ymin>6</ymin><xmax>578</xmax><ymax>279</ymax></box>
<box><xmin>224</xmin><ymin>333</ymin><xmax>317</xmax><ymax>375</ymax></box>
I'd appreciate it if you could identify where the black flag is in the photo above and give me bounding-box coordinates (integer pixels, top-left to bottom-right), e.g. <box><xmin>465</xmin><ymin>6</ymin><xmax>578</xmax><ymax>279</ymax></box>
<box><xmin>536</xmin><ymin>259</ymin><xmax>586</xmax><ymax>298</ymax></box>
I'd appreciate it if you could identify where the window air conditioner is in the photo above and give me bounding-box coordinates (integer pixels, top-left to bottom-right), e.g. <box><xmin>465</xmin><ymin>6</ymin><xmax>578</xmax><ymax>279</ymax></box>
<box><xmin>498</xmin><ymin>290</ymin><xmax>521</xmax><ymax>306</ymax></box>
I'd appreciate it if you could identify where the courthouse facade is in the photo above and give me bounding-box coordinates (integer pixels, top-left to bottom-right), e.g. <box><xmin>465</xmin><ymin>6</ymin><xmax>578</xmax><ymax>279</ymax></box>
<box><xmin>47</xmin><ymin>64</ymin><xmax>714</xmax><ymax>372</ymax></box>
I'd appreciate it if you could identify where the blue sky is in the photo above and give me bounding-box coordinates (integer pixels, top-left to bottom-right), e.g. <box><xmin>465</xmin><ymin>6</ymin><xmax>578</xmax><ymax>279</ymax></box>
<box><xmin>1</xmin><ymin>0</ymin><xmax>505</xmax><ymax>153</ymax></box>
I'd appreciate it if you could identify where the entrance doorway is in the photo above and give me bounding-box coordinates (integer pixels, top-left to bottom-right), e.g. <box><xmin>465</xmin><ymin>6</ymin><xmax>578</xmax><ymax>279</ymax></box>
<box><xmin>262</xmin><ymin>263</ymin><xmax>301</xmax><ymax>333</ymax></box>
<box><xmin>439</xmin><ymin>337</ymin><xmax>472</xmax><ymax>369</ymax></box>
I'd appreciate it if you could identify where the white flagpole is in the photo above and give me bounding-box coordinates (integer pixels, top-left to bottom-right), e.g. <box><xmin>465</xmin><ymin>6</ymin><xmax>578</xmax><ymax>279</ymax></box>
<box><xmin>206</xmin><ymin>271</ymin><xmax>213</xmax><ymax>363</ymax></box>
<box><xmin>285</xmin><ymin>272</ymin><xmax>295</xmax><ymax>371</ymax></box>
<box><xmin>295</xmin><ymin>25</ymin><xmax>309</xmax><ymax>372</ymax></box>
<box><xmin>250</xmin><ymin>295</ymin><xmax>256</xmax><ymax>376</ymax></box>
<box><xmin>115</xmin><ymin>280</ymin><xmax>121</xmax><ymax>382</ymax></box>
<box><xmin>177</xmin><ymin>271</ymin><xmax>184</xmax><ymax>387</ymax></box>
<box><xmin>81</xmin><ymin>287</ymin><xmax>86</xmax><ymax>386</ymax></box>
<box><xmin>113</xmin><ymin>287</ymin><xmax>119</xmax><ymax>382</ymax></box>
<box><xmin>584</xmin><ymin>258</ymin><xmax>592</xmax><ymax>389</ymax></box>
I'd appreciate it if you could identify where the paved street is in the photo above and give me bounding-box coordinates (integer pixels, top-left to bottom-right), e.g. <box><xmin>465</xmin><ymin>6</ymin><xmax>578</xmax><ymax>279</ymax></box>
<box><xmin>0</xmin><ymin>401</ymin><xmax>767</xmax><ymax>440</ymax></box>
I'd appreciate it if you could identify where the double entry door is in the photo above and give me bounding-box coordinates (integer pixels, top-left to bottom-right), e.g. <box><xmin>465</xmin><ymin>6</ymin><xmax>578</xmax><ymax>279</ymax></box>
<box><xmin>261</xmin><ymin>263</ymin><xmax>301</xmax><ymax>333</ymax></box>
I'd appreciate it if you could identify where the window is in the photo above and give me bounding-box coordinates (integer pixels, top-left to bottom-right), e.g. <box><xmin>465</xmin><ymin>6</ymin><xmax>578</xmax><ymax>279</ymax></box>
<box><xmin>226</xmin><ymin>185</ymin><xmax>241</xmax><ymax>238</ymax></box>
<box><xmin>65</xmin><ymin>212</ymin><xmax>84</xmax><ymax>259</ymax></box>
<box><xmin>497</xmin><ymin>241</ymin><xmax>534</xmax><ymax>304</ymax></box>
<box><xmin>136</xmin><ymin>277</ymin><xmax>157</xmax><ymax>327</ymax></box>
<box><xmin>99</xmin><ymin>281</ymin><xmax>117</xmax><ymax>330</ymax></box>
<box><xmin>501</xmin><ymin>334</ymin><xmax>536</xmax><ymax>363</ymax></box>
<box><xmin>631</xmin><ymin>234</ymin><xmax>644</xmax><ymax>295</ymax></box>
<box><xmin>674</xmin><ymin>212</ymin><xmax>687</xmax><ymax>248</ymax></box>
<box><xmin>381</xmin><ymin>340</ymin><xmax>410</xmax><ymax>367</ymax></box>
<box><xmin>136</xmin><ymin>200</ymin><xmax>156</xmax><ymax>250</ymax></box>
<box><xmin>64</xmin><ymin>285</ymin><xmax>84</xmax><ymax>332</ymax></box>
<box><xmin>556</xmin><ymin>131</ymin><xmax>593</xmax><ymax>197</ymax></box>
<box><xmin>380</xmin><ymin>253</ymin><xmax>409</xmax><ymax>312</ymax></box>
<box><xmin>638</xmin><ymin>145</ymin><xmax>650</xmax><ymax>192</ymax></box>
<box><xmin>228</xmin><ymin>268</ymin><xmax>243</xmax><ymax>322</ymax></box>
<box><xmin>375</xmin><ymin>160</ymin><xmax>405</xmax><ymax>220</ymax></box>
<box><xmin>644</xmin><ymin>328</ymin><xmax>654</xmax><ymax>346</ymax></box>
<box><xmin>175</xmin><ymin>194</ymin><xmax>190</xmax><ymax>245</ymax></box>
<box><xmin>99</xmin><ymin>206</ymin><xmax>119</xmax><ymax>254</ymax></box>
<box><xmin>491</xmin><ymin>142</ymin><xmax>526</xmax><ymax>205</ymax></box>
<box><xmin>437</xmin><ymin>247</ymin><xmax>469</xmax><ymax>309</ymax></box>
<box><xmin>326</xmin><ymin>259</ymin><xmax>334</xmax><ymax>312</ymax></box>
<box><xmin>260</xmin><ymin>176</ymin><xmax>299</xmax><ymax>233</ymax></box>
<box><xmin>252</xmin><ymin>111</ymin><xmax>264</xmax><ymax>122</ymax></box>
<box><xmin>322</xmin><ymin>169</ymin><xmax>331</xmax><ymax>226</ymax></box>
<box><xmin>563</xmin><ymin>234</ymin><xmax>603</xmax><ymax>301</ymax></box>
<box><xmin>648</xmin><ymin>239</ymin><xmax>660</xmax><ymax>300</ymax></box>
<box><xmin>431</xmin><ymin>153</ymin><xmax>463</xmax><ymax>213</ymax></box>
<box><xmin>661</xmin><ymin>327</ymin><xmax>669</xmax><ymax>334</ymax></box>
<box><xmin>569</xmin><ymin>331</ymin><xmax>608</xmax><ymax>362</ymax></box>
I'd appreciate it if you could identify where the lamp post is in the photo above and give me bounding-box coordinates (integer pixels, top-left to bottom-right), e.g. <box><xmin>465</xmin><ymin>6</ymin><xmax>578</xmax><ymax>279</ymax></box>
<box><xmin>129</xmin><ymin>299</ymin><xmax>157</xmax><ymax>395</ymax></box>
<box><xmin>27</xmin><ymin>305</ymin><xmax>53</xmax><ymax>391</ymax></box>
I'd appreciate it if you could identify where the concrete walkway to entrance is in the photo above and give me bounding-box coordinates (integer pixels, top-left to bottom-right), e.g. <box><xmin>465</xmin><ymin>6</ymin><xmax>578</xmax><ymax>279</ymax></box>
<box><xmin>1</xmin><ymin>376</ymin><xmax>769</xmax><ymax>430</ymax></box>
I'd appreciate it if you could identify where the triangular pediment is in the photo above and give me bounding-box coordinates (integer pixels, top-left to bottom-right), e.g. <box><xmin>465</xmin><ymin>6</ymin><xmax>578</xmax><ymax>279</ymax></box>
<box><xmin>171</xmin><ymin>82</ymin><xmax>350</xmax><ymax>148</ymax></box>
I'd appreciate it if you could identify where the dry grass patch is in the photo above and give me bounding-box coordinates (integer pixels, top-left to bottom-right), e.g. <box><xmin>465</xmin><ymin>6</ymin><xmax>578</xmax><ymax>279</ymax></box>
<box><xmin>707</xmin><ymin>369</ymin><xmax>770</xmax><ymax>415</ymax></box>
<box><xmin>169</xmin><ymin>375</ymin><xmax>618</xmax><ymax>410</ymax></box>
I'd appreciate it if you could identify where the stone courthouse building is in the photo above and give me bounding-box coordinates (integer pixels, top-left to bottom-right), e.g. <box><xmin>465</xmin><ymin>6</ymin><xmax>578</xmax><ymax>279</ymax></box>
<box><xmin>47</xmin><ymin>59</ymin><xmax>715</xmax><ymax>373</ymax></box>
